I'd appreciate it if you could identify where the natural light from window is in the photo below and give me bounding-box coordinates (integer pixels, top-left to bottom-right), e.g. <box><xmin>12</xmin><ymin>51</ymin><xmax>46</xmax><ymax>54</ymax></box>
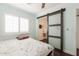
<box><xmin>20</xmin><ymin>18</ymin><xmax>29</xmax><ymax>32</ymax></box>
<box><xmin>5</xmin><ymin>14</ymin><xmax>19</xmax><ymax>32</ymax></box>
<box><xmin>5</xmin><ymin>14</ymin><xmax>29</xmax><ymax>33</ymax></box>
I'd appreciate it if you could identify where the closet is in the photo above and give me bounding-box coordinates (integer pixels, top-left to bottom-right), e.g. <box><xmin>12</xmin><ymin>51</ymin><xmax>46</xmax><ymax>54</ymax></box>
<box><xmin>37</xmin><ymin>8</ymin><xmax>65</xmax><ymax>51</ymax></box>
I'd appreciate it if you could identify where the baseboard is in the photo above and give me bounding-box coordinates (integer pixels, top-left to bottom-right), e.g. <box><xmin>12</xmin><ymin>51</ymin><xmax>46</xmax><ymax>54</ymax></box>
<box><xmin>63</xmin><ymin>49</ymin><xmax>76</xmax><ymax>56</ymax></box>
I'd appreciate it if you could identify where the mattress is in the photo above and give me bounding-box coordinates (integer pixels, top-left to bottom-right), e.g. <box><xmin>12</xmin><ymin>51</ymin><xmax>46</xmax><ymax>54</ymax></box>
<box><xmin>0</xmin><ymin>37</ymin><xmax>54</xmax><ymax>56</ymax></box>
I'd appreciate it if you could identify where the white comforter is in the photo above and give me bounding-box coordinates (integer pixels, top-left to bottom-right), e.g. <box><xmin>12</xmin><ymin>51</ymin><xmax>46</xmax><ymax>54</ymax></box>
<box><xmin>0</xmin><ymin>38</ymin><xmax>54</xmax><ymax>56</ymax></box>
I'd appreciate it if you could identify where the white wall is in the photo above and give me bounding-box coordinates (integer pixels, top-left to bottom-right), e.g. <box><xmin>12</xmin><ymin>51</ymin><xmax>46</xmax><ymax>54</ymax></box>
<box><xmin>36</xmin><ymin>3</ymin><xmax>79</xmax><ymax>55</ymax></box>
<box><xmin>0</xmin><ymin>4</ymin><xmax>36</xmax><ymax>41</ymax></box>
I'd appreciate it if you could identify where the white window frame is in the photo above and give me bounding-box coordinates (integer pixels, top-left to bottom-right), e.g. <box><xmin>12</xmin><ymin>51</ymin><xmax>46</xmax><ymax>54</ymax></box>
<box><xmin>5</xmin><ymin>14</ymin><xmax>29</xmax><ymax>33</ymax></box>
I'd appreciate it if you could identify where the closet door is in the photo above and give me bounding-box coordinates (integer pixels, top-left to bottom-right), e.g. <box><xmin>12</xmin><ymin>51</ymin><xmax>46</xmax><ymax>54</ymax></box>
<box><xmin>39</xmin><ymin>16</ymin><xmax>48</xmax><ymax>43</ymax></box>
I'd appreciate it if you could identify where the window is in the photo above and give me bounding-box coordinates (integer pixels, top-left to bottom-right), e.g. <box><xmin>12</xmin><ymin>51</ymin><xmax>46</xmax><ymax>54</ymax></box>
<box><xmin>5</xmin><ymin>14</ymin><xmax>29</xmax><ymax>33</ymax></box>
<box><xmin>20</xmin><ymin>18</ymin><xmax>29</xmax><ymax>32</ymax></box>
<box><xmin>5</xmin><ymin>14</ymin><xmax>19</xmax><ymax>32</ymax></box>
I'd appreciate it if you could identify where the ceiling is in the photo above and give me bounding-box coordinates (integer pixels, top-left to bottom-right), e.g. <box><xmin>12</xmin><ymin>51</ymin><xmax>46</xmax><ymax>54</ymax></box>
<box><xmin>9</xmin><ymin>3</ymin><xmax>62</xmax><ymax>15</ymax></box>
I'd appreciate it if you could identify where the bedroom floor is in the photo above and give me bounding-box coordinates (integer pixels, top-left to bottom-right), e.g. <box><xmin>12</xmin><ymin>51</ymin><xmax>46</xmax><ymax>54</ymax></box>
<box><xmin>53</xmin><ymin>49</ymin><xmax>72</xmax><ymax>56</ymax></box>
<box><xmin>77</xmin><ymin>49</ymin><xmax>79</xmax><ymax>56</ymax></box>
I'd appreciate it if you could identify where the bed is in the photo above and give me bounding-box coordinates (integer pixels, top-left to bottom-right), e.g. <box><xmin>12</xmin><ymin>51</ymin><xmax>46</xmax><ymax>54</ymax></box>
<box><xmin>0</xmin><ymin>37</ymin><xmax>54</xmax><ymax>56</ymax></box>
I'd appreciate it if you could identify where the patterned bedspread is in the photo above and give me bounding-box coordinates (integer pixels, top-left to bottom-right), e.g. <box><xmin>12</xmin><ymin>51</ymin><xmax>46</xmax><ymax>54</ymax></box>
<box><xmin>0</xmin><ymin>37</ymin><xmax>54</xmax><ymax>56</ymax></box>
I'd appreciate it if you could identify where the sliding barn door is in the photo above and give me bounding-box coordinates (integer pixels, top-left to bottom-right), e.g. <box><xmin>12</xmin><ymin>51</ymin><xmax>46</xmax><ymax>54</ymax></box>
<box><xmin>37</xmin><ymin>9</ymin><xmax>65</xmax><ymax>50</ymax></box>
<box><xmin>48</xmin><ymin>14</ymin><xmax>61</xmax><ymax>50</ymax></box>
<box><xmin>38</xmin><ymin>16</ymin><xmax>48</xmax><ymax>43</ymax></box>
<box><xmin>48</xmin><ymin>9</ymin><xmax>65</xmax><ymax>50</ymax></box>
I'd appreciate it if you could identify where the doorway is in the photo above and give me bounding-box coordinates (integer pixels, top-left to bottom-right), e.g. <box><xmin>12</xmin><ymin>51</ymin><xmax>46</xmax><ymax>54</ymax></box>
<box><xmin>76</xmin><ymin>9</ymin><xmax>79</xmax><ymax>56</ymax></box>
<box><xmin>37</xmin><ymin>8</ymin><xmax>65</xmax><ymax>51</ymax></box>
<box><xmin>38</xmin><ymin>16</ymin><xmax>48</xmax><ymax>43</ymax></box>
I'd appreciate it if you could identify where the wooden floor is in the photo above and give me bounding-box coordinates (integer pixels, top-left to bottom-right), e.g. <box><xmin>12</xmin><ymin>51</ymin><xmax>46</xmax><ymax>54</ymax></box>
<box><xmin>49</xmin><ymin>48</ymin><xmax>79</xmax><ymax>56</ymax></box>
<box><xmin>77</xmin><ymin>49</ymin><xmax>79</xmax><ymax>56</ymax></box>
<box><xmin>53</xmin><ymin>48</ymin><xmax>72</xmax><ymax>56</ymax></box>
